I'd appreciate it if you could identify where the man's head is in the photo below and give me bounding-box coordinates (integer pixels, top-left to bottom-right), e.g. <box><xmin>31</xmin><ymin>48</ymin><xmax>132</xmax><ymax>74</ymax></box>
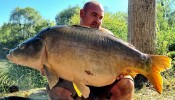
<box><xmin>80</xmin><ymin>1</ymin><xmax>104</xmax><ymax>29</ymax></box>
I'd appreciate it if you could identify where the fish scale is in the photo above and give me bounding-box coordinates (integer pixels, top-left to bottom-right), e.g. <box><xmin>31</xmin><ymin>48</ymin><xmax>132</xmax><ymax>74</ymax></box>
<box><xmin>7</xmin><ymin>25</ymin><xmax>172</xmax><ymax>98</ymax></box>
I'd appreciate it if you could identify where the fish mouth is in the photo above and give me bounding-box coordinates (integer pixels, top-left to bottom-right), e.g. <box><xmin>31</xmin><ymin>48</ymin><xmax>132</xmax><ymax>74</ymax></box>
<box><xmin>6</xmin><ymin>50</ymin><xmax>15</xmax><ymax>61</ymax></box>
<box><xmin>6</xmin><ymin>53</ymin><xmax>16</xmax><ymax>64</ymax></box>
<box><xmin>6</xmin><ymin>53</ymin><xmax>22</xmax><ymax>66</ymax></box>
<box><xmin>6</xmin><ymin>52</ymin><xmax>16</xmax><ymax>63</ymax></box>
<box><xmin>6</xmin><ymin>54</ymin><xmax>11</xmax><ymax>60</ymax></box>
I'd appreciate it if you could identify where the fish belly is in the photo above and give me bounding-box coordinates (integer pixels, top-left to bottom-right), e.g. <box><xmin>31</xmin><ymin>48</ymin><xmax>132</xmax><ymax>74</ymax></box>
<box><xmin>47</xmin><ymin>41</ymin><xmax>118</xmax><ymax>87</ymax></box>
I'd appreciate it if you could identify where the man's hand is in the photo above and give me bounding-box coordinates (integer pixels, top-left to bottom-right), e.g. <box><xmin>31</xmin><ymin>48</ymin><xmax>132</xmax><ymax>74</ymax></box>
<box><xmin>47</xmin><ymin>85</ymin><xmax>74</xmax><ymax>100</ymax></box>
<box><xmin>110</xmin><ymin>75</ymin><xmax>134</xmax><ymax>100</ymax></box>
<box><xmin>116</xmin><ymin>74</ymin><xmax>134</xmax><ymax>81</ymax></box>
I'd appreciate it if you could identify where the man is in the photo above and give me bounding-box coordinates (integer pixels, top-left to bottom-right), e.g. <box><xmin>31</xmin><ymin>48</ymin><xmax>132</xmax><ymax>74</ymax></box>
<box><xmin>46</xmin><ymin>1</ymin><xmax>134</xmax><ymax>100</ymax></box>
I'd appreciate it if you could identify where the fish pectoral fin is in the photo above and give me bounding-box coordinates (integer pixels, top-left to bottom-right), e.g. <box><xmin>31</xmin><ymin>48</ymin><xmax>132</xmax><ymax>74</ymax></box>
<box><xmin>73</xmin><ymin>83</ymin><xmax>82</xmax><ymax>97</ymax></box>
<box><xmin>73</xmin><ymin>81</ymin><xmax>90</xmax><ymax>98</ymax></box>
<box><xmin>43</xmin><ymin>65</ymin><xmax>58</xmax><ymax>89</ymax></box>
<box><xmin>148</xmin><ymin>55</ymin><xmax>172</xmax><ymax>94</ymax></box>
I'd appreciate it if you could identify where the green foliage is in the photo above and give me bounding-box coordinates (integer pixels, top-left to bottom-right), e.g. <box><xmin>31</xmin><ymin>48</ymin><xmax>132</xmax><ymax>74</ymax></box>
<box><xmin>155</xmin><ymin>1</ymin><xmax>175</xmax><ymax>89</ymax></box>
<box><xmin>0</xmin><ymin>7</ymin><xmax>55</xmax><ymax>59</ymax></box>
<box><xmin>0</xmin><ymin>62</ymin><xmax>47</xmax><ymax>92</ymax></box>
<box><xmin>69</xmin><ymin>10</ymin><xmax>128</xmax><ymax>41</ymax></box>
<box><xmin>10</xmin><ymin>7</ymin><xmax>42</xmax><ymax>24</ymax></box>
<box><xmin>102</xmin><ymin>12</ymin><xmax>127</xmax><ymax>41</ymax></box>
<box><xmin>167</xmin><ymin>51</ymin><xmax>175</xmax><ymax>59</ymax></box>
<box><xmin>9</xmin><ymin>7</ymin><xmax>40</xmax><ymax>39</ymax></box>
<box><xmin>0</xmin><ymin>7</ymin><xmax>55</xmax><ymax>92</ymax></box>
<box><xmin>8</xmin><ymin>7</ymin><xmax>55</xmax><ymax>39</ymax></box>
<box><xmin>69</xmin><ymin>10</ymin><xmax>80</xmax><ymax>25</ymax></box>
<box><xmin>168</xmin><ymin>43</ymin><xmax>175</xmax><ymax>51</ymax></box>
<box><xmin>55</xmin><ymin>6</ymin><xmax>80</xmax><ymax>25</ymax></box>
<box><xmin>156</xmin><ymin>0</ymin><xmax>175</xmax><ymax>54</ymax></box>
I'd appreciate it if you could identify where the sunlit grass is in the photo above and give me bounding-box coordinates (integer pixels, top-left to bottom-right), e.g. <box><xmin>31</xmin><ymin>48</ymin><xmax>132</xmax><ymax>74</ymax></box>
<box><xmin>134</xmin><ymin>72</ymin><xmax>175</xmax><ymax>100</ymax></box>
<box><xmin>0</xmin><ymin>60</ymin><xmax>8</xmax><ymax>70</ymax></box>
<box><xmin>134</xmin><ymin>85</ymin><xmax>175</xmax><ymax>100</ymax></box>
<box><xmin>0</xmin><ymin>88</ymin><xmax>47</xmax><ymax>99</ymax></box>
<box><xmin>0</xmin><ymin>60</ymin><xmax>47</xmax><ymax>94</ymax></box>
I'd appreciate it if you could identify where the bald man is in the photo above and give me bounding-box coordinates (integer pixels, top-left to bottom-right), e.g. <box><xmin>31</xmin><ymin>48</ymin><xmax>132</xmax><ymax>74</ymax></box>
<box><xmin>46</xmin><ymin>1</ymin><xmax>134</xmax><ymax>100</ymax></box>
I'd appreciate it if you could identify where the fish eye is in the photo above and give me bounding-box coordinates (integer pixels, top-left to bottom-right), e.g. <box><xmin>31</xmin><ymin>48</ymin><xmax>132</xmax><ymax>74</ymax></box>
<box><xmin>140</xmin><ymin>55</ymin><xmax>148</xmax><ymax>63</ymax></box>
<box><xmin>18</xmin><ymin>44</ymin><xmax>25</xmax><ymax>50</ymax></box>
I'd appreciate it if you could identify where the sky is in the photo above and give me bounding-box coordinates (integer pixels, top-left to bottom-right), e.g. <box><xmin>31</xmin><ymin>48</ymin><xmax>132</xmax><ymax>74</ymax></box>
<box><xmin>0</xmin><ymin>0</ymin><xmax>128</xmax><ymax>26</ymax></box>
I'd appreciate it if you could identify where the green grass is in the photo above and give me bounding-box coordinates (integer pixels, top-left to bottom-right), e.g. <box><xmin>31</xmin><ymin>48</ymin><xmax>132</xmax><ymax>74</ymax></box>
<box><xmin>0</xmin><ymin>60</ymin><xmax>47</xmax><ymax>94</ymax></box>
<box><xmin>0</xmin><ymin>85</ymin><xmax>175</xmax><ymax>100</ymax></box>
<box><xmin>0</xmin><ymin>60</ymin><xmax>8</xmax><ymax>70</ymax></box>
<box><xmin>134</xmin><ymin>85</ymin><xmax>175</xmax><ymax>100</ymax></box>
<box><xmin>0</xmin><ymin>88</ymin><xmax>47</xmax><ymax>99</ymax></box>
<box><xmin>0</xmin><ymin>60</ymin><xmax>9</xmax><ymax>77</ymax></box>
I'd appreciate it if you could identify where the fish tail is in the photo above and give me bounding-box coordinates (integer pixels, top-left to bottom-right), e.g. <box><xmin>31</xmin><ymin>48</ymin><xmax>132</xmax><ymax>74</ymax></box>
<box><xmin>148</xmin><ymin>55</ymin><xmax>172</xmax><ymax>94</ymax></box>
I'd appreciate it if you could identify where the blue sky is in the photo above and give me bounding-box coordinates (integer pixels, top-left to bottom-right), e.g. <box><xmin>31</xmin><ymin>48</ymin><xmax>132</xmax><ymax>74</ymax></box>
<box><xmin>0</xmin><ymin>0</ymin><xmax>128</xmax><ymax>26</ymax></box>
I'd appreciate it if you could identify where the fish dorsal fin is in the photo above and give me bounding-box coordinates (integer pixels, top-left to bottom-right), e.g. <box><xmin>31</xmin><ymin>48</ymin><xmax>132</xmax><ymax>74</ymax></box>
<box><xmin>148</xmin><ymin>55</ymin><xmax>172</xmax><ymax>94</ymax></box>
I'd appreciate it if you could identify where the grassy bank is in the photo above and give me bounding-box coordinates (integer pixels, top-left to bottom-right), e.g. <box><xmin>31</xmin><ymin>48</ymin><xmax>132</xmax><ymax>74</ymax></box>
<box><xmin>0</xmin><ymin>88</ymin><xmax>47</xmax><ymax>99</ymax></box>
<box><xmin>0</xmin><ymin>60</ymin><xmax>8</xmax><ymax>69</ymax></box>
<box><xmin>0</xmin><ymin>86</ymin><xmax>175</xmax><ymax>100</ymax></box>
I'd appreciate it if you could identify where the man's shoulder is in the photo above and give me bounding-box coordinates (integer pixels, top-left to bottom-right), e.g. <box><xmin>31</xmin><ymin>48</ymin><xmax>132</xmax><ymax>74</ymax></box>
<box><xmin>99</xmin><ymin>28</ymin><xmax>114</xmax><ymax>35</ymax></box>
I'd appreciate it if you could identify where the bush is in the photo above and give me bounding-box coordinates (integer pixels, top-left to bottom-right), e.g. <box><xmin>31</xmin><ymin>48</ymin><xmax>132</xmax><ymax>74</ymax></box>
<box><xmin>167</xmin><ymin>51</ymin><xmax>175</xmax><ymax>59</ymax></box>
<box><xmin>168</xmin><ymin>44</ymin><xmax>175</xmax><ymax>51</ymax></box>
<box><xmin>0</xmin><ymin>62</ymin><xmax>47</xmax><ymax>92</ymax></box>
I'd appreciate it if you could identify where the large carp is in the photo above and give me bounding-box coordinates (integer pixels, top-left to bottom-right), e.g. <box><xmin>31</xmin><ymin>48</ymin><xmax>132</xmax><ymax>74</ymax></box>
<box><xmin>7</xmin><ymin>25</ymin><xmax>171</xmax><ymax>98</ymax></box>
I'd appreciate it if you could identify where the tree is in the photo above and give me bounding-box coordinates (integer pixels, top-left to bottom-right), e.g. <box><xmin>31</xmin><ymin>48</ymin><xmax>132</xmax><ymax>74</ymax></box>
<box><xmin>55</xmin><ymin>6</ymin><xmax>80</xmax><ymax>25</ymax></box>
<box><xmin>128</xmin><ymin>0</ymin><xmax>156</xmax><ymax>54</ymax></box>
<box><xmin>128</xmin><ymin>0</ymin><xmax>156</xmax><ymax>89</ymax></box>
<box><xmin>0</xmin><ymin>7</ymin><xmax>55</xmax><ymax>90</ymax></box>
<box><xmin>9</xmin><ymin>7</ymin><xmax>55</xmax><ymax>39</ymax></box>
<box><xmin>0</xmin><ymin>7</ymin><xmax>55</xmax><ymax>59</ymax></box>
<box><xmin>102</xmin><ymin>12</ymin><xmax>128</xmax><ymax>41</ymax></box>
<box><xmin>70</xmin><ymin>11</ymin><xmax>128</xmax><ymax>41</ymax></box>
<box><xmin>156</xmin><ymin>0</ymin><xmax>175</xmax><ymax>54</ymax></box>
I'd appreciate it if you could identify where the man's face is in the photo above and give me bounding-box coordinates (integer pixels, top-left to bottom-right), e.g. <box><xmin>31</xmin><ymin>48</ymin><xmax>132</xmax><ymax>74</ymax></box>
<box><xmin>80</xmin><ymin>5</ymin><xmax>104</xmax><ymax>29</ymax></box>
